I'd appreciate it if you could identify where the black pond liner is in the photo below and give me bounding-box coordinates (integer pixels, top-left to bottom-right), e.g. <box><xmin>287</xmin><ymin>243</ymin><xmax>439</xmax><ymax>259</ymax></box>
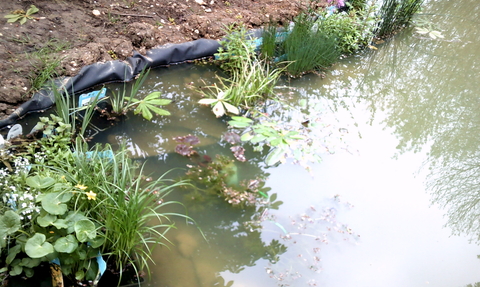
<box><xmin>0</xmin><ymin>38</ymin><xmax>221</xmax><ymax>130</ymax></box>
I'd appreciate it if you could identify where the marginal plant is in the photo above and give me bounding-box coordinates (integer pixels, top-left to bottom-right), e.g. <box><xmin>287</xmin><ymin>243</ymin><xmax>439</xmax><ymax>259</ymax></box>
<box><xmin>282</xmin><ymin>13</ymin><xmax>341</xmax><ymax>76</ymax></box>
<box><xmin>109</xmin><ymin>69</ymin><xmax>171</xmax><ymax>120</ymax></box>
<box><xmin>0</xmin><ymin>129</ymin><xmax>192</xmax><ymax>285</ymax></box>
<box><xmin>376</xmin><ymin>0</ymin><xmax>424</xmax><ymax>38</ymax></box>
<box><xmin>198</xmin><ymin>60</ymin><xmax>284</xmax><ymax>116</ymax></box>
<box><xmin>4</xmin><ymin>5</ymin><xmax>39</xmax><ymax>25</ymax></box>
<box><xmin>215</xmin><ymin>23</ymin><xmax>256</xmax><ymax>74</ymax></box>
<box><xmin>260</xmin><ymin>22</ymin><xmax>281</xmax><ymax>61</ymax></box>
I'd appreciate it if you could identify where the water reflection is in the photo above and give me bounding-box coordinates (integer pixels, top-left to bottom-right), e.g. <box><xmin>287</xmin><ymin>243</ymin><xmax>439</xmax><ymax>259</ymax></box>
<box><xmin>359</xmin><ymin>0</ymin><xmax>480</xmax><ymax>242</ymax></box>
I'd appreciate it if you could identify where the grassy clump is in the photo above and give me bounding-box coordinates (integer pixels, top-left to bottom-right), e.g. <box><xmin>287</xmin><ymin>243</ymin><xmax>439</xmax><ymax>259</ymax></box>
<box><xmin>283</xmin><ymin>14</ymin><xmax>342</xmax><ymax>77</ymax></box>
<box><xmin>376</xmin><ymin>0</ymin><xmax>424</xmax><ymax>38</ymax></box>
<box><xmin>26</xmin><ymin>38</ymin><xmax>70</xmax><ymax>93</ymax></box>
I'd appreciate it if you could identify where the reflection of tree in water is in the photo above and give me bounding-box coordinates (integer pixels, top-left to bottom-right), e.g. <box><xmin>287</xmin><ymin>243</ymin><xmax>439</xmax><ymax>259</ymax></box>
<box><xmin>358</xmin><ymin>2</ymin><xmax>480</xmax><ymax>242</ymax></box>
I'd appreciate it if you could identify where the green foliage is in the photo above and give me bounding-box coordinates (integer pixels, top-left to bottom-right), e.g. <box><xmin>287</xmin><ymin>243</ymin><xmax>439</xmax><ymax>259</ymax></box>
<box><xmin>125</xmin><ymin>91</ymin><xmax>171</xmax><ymax>120</ymax></box>
<box><xmin>4</xmin><ymin>5</ymin><xmax>39</xmax><ymax>25</ymax></box>
<box><xmin>259</xmin><ymin>23</ymin><xmax>280</xmax><ymax>61</ymax></box>
<box><xmin>26</xmin><ymin>38</ymin><xmax>70</xmax><ymax>93</ymax></box>
<box><xmin>283</xmin><ymin>14</ymin><xmax>341</xmax><ymax>76</ymax></box>
<box><xmin>319</xmin><ymin>10</ymin><xmax>374</xmax><ymax>54</ymax></box>
<box><xmin>215</xmin><ymin>23</ymin><xmax>256</xmax><ymax>74</ymax></box>
<box><xmin>229</xmin><ymin>116</ymin><xmax>308</xmax><ymax>166</ymax></box>
<box><xmin>376</xmin><ymin>0</ymin><xmax>424</xmax><ymax>38</ymax></box>
<box><xmin>109</xmin><ymin>69</ymin><xmax>172</xmax><ymax>120</ymax></box>
<box><xmin>199</xmin><ymin>58</ymin><xmax>283</xmax><ymax>116</ymax></box>
<box><xmin>0</xmin><ymin>129</ymin><xmax>191</xmax><ymax>283</ymax></box>
<box><xmin>184</xmin><ymin>154</ymin><xmax>271</xmax><ymax>207</ymax></box>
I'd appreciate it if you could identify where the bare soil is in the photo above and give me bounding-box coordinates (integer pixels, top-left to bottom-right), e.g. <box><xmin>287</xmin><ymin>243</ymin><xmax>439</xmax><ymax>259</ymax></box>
<box><xmin>0</xmin><ymin>0</ymin><xmax>329</xmax><ymax>121</ymax></box>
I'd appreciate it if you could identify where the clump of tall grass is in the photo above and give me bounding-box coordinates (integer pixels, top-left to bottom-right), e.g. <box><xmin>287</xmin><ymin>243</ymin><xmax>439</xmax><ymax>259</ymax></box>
<box><xmin>283</xmin><ymin>14</ymin><xmax>341</xmax><ymax>77</ymax></box>
<box><xmin>56</xmin><ymin>140</ymin><xmax>192</xmax><ymax>282</ymax></box>
<box><xmin>259</xmin><ymin>22</ymin><xmax>280</xmax><ymax>61</ymax></box>
<box><xmin>376</xmin><ymin>0</ymin><xmax>424</xmax><ymax>38</ymax></box>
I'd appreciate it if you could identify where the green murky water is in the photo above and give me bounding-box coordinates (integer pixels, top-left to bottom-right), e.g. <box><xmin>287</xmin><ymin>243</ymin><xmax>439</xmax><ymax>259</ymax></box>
<box><xmin>90</xmin><ymin>0</ymin><xmax>480</xmax><ymax>286</ymax></box>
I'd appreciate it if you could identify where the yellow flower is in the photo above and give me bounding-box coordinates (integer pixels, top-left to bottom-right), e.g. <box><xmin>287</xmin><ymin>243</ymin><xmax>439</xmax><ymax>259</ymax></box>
<box><xmin>75</xmin><ymin>184</ymin><xmax>88</xmax><ymax>190</ymax></box>
<box><xmin>85</xmin><ymin>190</ymin><xmax>97</xmax><ymax>201</ymax></box>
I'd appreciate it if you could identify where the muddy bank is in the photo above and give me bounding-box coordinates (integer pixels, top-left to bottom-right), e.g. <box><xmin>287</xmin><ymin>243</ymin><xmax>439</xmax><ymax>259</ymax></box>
<box><xmin>0</xmin><ymin>0</ymin><xmax>324</xmax><ymax>121</ymax></box>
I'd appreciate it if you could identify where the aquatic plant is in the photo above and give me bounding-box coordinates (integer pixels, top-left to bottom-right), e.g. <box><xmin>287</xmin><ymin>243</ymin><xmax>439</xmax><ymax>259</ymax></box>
<box><xmin>259</xmin><ymin>22</ymin><xmax>280</xmax><ymax>61</ymax></box>
<box><xmin>376</xmin><ymin>0</ymin><xmax>424</xmax><ymax>38</ymax></box>
<box><xmin>109</xmin><ymin>69</ymin><xmax>171</xmax><ymax>120</ymax></box>
<box><xmin>215</xmin><ymin>23</ymin><xmax>256</xmax><ymax>75</ymax></box>
<box><xmin>0</xmin><ymin>119</ymin><xmax>191</xmax><ymax>285</ymax></box>
<box><xmin>283</xmin><ymin>13</ymin><xmax>341</xmax><ymax>76</ymax></box>
<box><xmin>184</xmin><ymin>154</ymin><xmax>270</xmax><ymax>207</ymax></box>
<box><xmin>198</xmin><ymin>59</ymin><xmax>284</xmax><ymax>115</ymax></box>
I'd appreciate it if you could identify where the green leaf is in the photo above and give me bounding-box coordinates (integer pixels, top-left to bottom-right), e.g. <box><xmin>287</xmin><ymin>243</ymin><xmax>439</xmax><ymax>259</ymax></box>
<box><xmin>74</xmin><ymin>219</ymin><xmax>96</xmax><ymax>242</ymax></box>
<box><xmin>250</xmin><ymin>134</ymin><xmax>267</xmax><ymax>143</ymax></box>
<box><xmin>23</xmin><ymin>267</ymin><xmax>34</xmax><ymax>278</ymax></box>
<box><xmin>52</xmin><ymin>219</ymin><xmax>69</xmax><ymax>229</ymax></box>
<box><xmin>10</xmin><ymin>264</ymin><xmax>22</xmax><ymax>276</ymax></box>
<box><xmin>26</xmin><ymin>175</ymin><xmax>55</xmax><ymax>189</ymax></box>
<box><xmin>230</xmin><ymin>116</ymin><xmax>253</xmax><ymax>123</ymax></box>
<box><xmin>0</xmin><ymin>210</ymin><xmax>21</xmax><ymax>235</ymax></box>
<box><xmin>41</xmin><ymin>192</ymin><xmax>71</xmax><ymax>215</ymax></box>
<box><xmin>199</xmin><ymin>98</ymin><xmax>217</xmax><ymax>105</ymax></box>
<box><xmin>54</xmin><ymin>235</ymin><xmax>78</xmax><ymax>253</ymax></box>
<box><xmin>37</xmin><ymin>213</ymin><xmax>57</xmax><ymax>227</ymax></box>
<box><xmin>265</xmin><ymin>147</ymin><xmax>285</xmax><ymax>166</ymax></box>
<box><xmin>75</xmin><ymin>270</ymin><xmax>85</xmax><ymax>281</ymax></box>
<box><xmin>19</xmin><ymin>17</ymin><xmax>27</xmax><ymax>25</ymax></box>
<box><xmin>65</xmin><ymin>212</ymin><xmax>87</xmax><ymax>234</ymax></box>
<box><xmin>147</xmin><ymin>105</ymin><xmax>171</xmax><ymax>116</ymax></box>
<box><xmin>20</xmin><ymin>258</ymin><xmax>41</xmax><ymax>268</ymax></box>
<box><xmin>26</xmin><ymin>5</ymin><xmax>39</xmax><ymax>16</ymax></box>
<box><xmin>136</xmin><ymin>105</ymin><xmax>153</xmax><ymax>120</ymax></box>
<box><xmin>6</xmin><ymin>244</ymin><xmax>22</xmax><ymax>264</ymax></box>
<box><xmin>88</xmin><ymin>236</ymin><xmax>105</xmax><ymax>248</ymax></box>
<box><xmin>25</xmin><ymin>233</ymin><xmax>54</xmax><ymax>258</ymax></box>
<box><xmin>240</xmin><ymin>132</ymin><xmax>254</xmax><ymax>141</ymax></box>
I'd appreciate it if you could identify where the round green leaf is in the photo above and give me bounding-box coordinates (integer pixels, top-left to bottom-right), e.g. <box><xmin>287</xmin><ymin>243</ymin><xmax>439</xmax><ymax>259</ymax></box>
<box><xmin>0</xmin><ymin>210</ymin><xmax>21</xmax><ymax>235</ymax></box>
<box><xmin>26</xmin><ymin>175</ymin><xmax>55</xmax><ymax>189</ymax></box>
<box><xmin>20</xmin><ymin>257</ymin><xmax>41</xmax><ymax>268</ymax></box>
<box><xmin>54</xmin><ymin>235</ymin><xmax>78</xmax><ymax>253</ymax></box>
<box><xmin>25</xmin><ymin>233</ymin><xmax>54</xmax><ymax>258</ymax></box>
<box><xmin>74</xmin><ymin>219</ymin><xmax>96</xmax><ymax>242</ymax></box>
<box><xmin>41</xmin><ymin>192</ymin><xmax>69</xmax><ymax>215</ymax></box>
<box><xmin>37</xmin><ymin>213</ymin><xmax>57</xmax><ymax>227</ymax></box>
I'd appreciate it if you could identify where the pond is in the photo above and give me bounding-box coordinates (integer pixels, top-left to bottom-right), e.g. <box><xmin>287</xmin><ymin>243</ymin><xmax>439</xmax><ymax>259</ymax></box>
<box><xmin>66</xmin><ymin>0</ymin><xmax>480</xmax><ymax>286</ymax></box>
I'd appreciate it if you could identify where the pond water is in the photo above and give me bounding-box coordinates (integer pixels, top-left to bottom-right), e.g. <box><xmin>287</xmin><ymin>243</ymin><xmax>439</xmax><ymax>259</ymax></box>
<box><xmin>89</xmin><ymin>0</ymin><xmax>480</xmax><ymax>286</ymax></box>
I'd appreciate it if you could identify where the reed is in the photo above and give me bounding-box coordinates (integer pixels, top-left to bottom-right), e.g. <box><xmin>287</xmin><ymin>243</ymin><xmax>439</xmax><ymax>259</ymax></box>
<box><xmin>376</xmin><ymin>0</ymin><xmax>424</xmax><ymax>38</ymax></box>
<box><xmin>283</xmin><ymin>14</ymin><xmax>341</xmax><ymax>76</ymax></box>
<box><xmin>260</xmin><ymin>22</ymin><xmax>279</xmax><ymax>61</ymax></box>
